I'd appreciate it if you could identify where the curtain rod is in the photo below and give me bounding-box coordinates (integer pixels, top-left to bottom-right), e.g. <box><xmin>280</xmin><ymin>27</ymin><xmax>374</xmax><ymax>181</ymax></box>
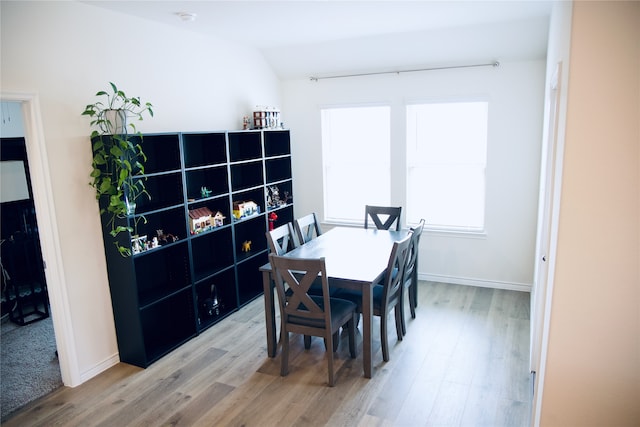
<box><xmin>310</xmin><ymin>61</ymin><xmax>500</xmax><ymax>82</ymax></box>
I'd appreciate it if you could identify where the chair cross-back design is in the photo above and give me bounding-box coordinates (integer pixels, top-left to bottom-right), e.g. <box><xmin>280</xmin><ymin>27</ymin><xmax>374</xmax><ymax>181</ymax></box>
<box><xmin>377</xmin><ymin>233</ymin><xmax>412</xmax><ymax>361</ymax></box>
<box><xmin>270</xmin><ymin>254</ymin><xmax>357</xmax><ymax>386</ymax></box>
<box><xmin>334</xmin><ymin>233</ymin><xmax>411</xmax><ymax>363</ymax></box>
<box><xmin>401</xmin><ymin>219</ymin><xmax>425</xmax><ymax>335</ymax></box>
<box><xmin>266</xmin><ymin>222</ymin><xmax>298</xmax><ymax>255</ymax></box>
<box><xmin>365</xmin><ymin>205</ymin><xmax>402</xmax><ymax>231</ymax></box>
<box><xmin>294</xmin><ymin>212</ymin><xmax>323</xmax><ymax>244</ymax></box>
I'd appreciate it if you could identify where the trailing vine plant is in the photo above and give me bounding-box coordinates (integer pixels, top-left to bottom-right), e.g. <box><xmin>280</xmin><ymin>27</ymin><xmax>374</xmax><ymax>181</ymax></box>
<box><xmin>82</xmin><ymin>82</ymin><xmax>154</xmax><ymax>256</ymax></box>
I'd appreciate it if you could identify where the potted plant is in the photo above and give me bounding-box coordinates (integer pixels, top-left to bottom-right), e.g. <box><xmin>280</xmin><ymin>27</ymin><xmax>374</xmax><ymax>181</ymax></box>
<box><xmin>82</xmin><ymin>82</ymin><xmax>154</xmax><ymax>256</ymax></box>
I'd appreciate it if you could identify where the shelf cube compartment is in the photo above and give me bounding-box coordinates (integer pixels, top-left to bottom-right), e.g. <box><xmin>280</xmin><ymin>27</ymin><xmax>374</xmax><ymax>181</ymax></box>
<box><xmin>183</xmin><ymin>132</ymin><xmax>227</xmax><ymax>168</ymax></box>
<box><xmin>237</xmin><ymin>252</ymin><xmax>268</xmax><ymax>305</ymax></box>
<box><xmin>136</xmin><ymin>134</ymin><xmax>182</xmax><ymax>174</ymax></box>
<box><xmin>134</xmin><ymin>242</ymin><xmax>191</xmax><ymax>307</ymax></box>
<box><xmin>195</xmin><ymin>268</ymin><xmax>238</xmax><ymax>330</ymax></box>
<box><xmin>139</xmin><ymin>289</ymin><xmax>196</xmax><ymax>365</ymax></box>
<box><xmin>132</xmin><ymin>206</ymin><xmax>186</xmax><ymax>249</ymax></box>
<box><xmin>264</xmin><ymin>130</ymin><xmax>291</xmax><ymax>157</ymax></box>
<box><xmin>230</xmin><ymin>160</ymin><xmax>264</xmax><ymax>192</ymax></box>
<box><xmin>228</xmin><ymin>131</ymin><xmax>262</xmax><ymax>162</ymax></box>
<box><xmin>265</xmin><ymin>157</ymin><xmax>291</xmax><ymax>184</ymax></box>
<box><xmin>132</xmin><ymin>172</ymin><xmax>184</xmax><ymax>213</ymax></box>
<box><xmin>191</xmin><ymin>226</ymin><xmax>234</xmax><ymax>282</ymax></box>
<box><xmin>185</xmin><ymin>165</ymin><xmax>229</xmax><ymax>201</ymax></box>
<box><xmin>234</xmin><ymin>215</ymin><xmax>267</xmax><ymax>261</ymax></box>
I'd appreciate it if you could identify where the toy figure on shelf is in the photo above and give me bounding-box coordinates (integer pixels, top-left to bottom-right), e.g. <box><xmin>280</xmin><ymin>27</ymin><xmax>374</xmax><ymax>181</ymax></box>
<box><xmin>200</xmin><ymin>186</ymin><xmax>212</xmax><ymax>198</ymax></box>
<box><xmin>131</xmin><ymin>235</ymin><xmax>148</xmax><ymax>254</ymax></box>
<box><xmin>156</xmin><ymin>229</ymin><xmax>178</xmax><ymax>244</ymax></box>
<box><xmin>233</xmin><ymin>201</ymin><xmax>259</xmax><ymax>219</ymax></box>
<box><xmin>267</xmin><ymin>185</ymin><xmax>281</xmax><ymax>209</ymax></box>
<box><xmin>241</xmin><ymin>240</ymin><xmax>252</xmax><ymax>252</ymax></box>
<box><xmin>201</xmin><ymin>284</ymin><xmax>221</xmax><ymax>317</ymax></box>
<box><xmin>281</xmin><ymin>190</ymin><xmax>292</xmax><ymax>205</ymax></box>
<box><xmin>189</xmin><ymin>207</ymin><xmax>213</xmax><ymax>234</ymax></box>
<box><xmin>268</xmin><ymin>212</ymin><xmax>278</xmax><ymax>231</ymax></box>
<box><xmin>213</xmin><ymin>211</ymin><xmax>226</xmax><ymax>227</ymax></box>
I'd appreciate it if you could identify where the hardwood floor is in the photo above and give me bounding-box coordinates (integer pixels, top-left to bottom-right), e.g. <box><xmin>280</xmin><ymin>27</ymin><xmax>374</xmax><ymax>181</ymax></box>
<box><xmin>4</xmin><ymin>282</ymin><xmax>532</xmax><ymax>426</ymax></box>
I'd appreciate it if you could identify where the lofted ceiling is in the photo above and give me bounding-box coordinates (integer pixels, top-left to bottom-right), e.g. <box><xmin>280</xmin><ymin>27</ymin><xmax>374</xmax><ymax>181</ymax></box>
<box><xmin>83</xmin><ymin>0</ymin><xmax>554</xmax><ymax>80</ymax></box>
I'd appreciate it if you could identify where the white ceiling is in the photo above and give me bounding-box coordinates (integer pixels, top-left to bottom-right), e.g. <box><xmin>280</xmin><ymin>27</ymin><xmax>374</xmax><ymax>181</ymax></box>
<box><xmin>84</xmin><ymin>1</ymin><xmax>553</xmax><ymax>80</ymax></box>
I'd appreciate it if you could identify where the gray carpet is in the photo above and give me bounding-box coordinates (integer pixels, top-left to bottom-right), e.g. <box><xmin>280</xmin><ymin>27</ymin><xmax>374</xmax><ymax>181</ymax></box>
<box><xmin>1</xmin><ymin>315</ymin><xmax>63</xmax><ymax>421</ymax></box>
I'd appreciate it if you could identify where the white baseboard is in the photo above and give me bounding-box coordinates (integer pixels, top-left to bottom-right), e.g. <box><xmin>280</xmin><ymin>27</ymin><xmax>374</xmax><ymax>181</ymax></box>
<box><xmin>78</xmin><ymin>353</ymin><xmax>120</xmax><ymax>386</ymax></box>
<box><xmin>419</xmin><ymin>273</ymin><xmax>532</xmax><ymax>292</ymax></box>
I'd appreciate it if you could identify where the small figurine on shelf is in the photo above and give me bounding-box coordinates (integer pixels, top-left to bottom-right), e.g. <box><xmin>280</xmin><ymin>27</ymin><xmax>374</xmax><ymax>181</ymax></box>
<box><xmin>268</xmin><ymin>212</ymin><xmax>278</xmax><ymax>231</ymax></box>
<box><xmin>242</xmin><ymin>116</ymin><xmax>250</xmax><ymax>130</ymax></box>
<box><xmin>213</xmin><ymin>211</ymin><xmax>226</xmax><ymax>227</ymax></box>
<box><xmin>156</xmin><ymin>229</ymin><xmax>178</xmax><ymax>245</ymax></box>
<box><xmin>242</xmin><ymin>240</ymin><xmax>252</xmax><ymax>252</ymax></box>
<box><xmin>201</xmin><ymin>284</ymin><xmax>221</xmax><ymax>317</ymax></box>
<box><xmin>200</xmin><ymin>186</ymin><xmax>212</xmax><ymax>198</ymax></box>
<box><xmin>267</xmin><ymin>185</ymin><xmax>281</xmax><ymax>209</ymax></box>
<box><xmin>189</xmin><ymin>207</ymin><xmax>214</xmax><ymax>234</ymax></box>
<box><xmin>281</xmin><ymin>190</ymin><xmax>292</xmax><ymax>205</ymax></box>
<box><xmin>131</xmin><ymin>235</ymin><xmax>148</xmax><ymax>254</ymax></box>
<box><xmin>233</xmin><ymin>201</ymin><xmax>259</xmax><ymax>220</ymax></box>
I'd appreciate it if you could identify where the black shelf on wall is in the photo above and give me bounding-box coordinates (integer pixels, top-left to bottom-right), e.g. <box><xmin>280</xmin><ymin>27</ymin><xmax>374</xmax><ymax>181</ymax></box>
<box><xmin>98</xmin><ymin>129</ymin><xmax>294</xmax><ymax>368</ymax></box>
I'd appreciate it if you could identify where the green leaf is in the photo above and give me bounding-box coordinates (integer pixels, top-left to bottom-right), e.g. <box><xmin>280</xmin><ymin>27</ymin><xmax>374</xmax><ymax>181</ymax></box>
<box><xmin>110</xmin><ymin>145</ymin><xmax>123</xmax><ymax>157</ymax></box>
<box><xmin>93</xmin><ymin>153</ymin><xmax>106</xmax><ymax>165</ymax></box>
<box><xmin>115</xmin><ymin>244</ymin><xmax>132</xmax><ymax>257</ymax></box>
<box><xmin>99</xmin><ymin>178</ymin><xmax>113</xmax><ymax>193</ymax></box>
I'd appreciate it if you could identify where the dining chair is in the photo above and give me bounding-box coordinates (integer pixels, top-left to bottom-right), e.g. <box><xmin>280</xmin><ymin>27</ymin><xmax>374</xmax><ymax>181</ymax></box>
<box><xmin>364</xmin><ymin>205</ymin><xmax>402</xmax><ymax>231</ymax></box>
<box><xmin>336</xmin><ymin>233</ymin><xmax>411</xmax><ymax>362</ymax></box>
<box><xmin>266</xmin><ymin>222</ymin><xmax>299</xmax><ymax>255</ymax></box>
<box><xmin>294</xmin><ymin>212</ymin><xmax>323</xmax><ymax>244</ymax></box>
<box><xmin>401</xmin><ymin>219</ymin><xmax>425</xmax><ymax>336</ymax></box>
<box><xmin>267</xmin><ymin>220</ymin><xmax>340</xmax><ymax>302</ymax></box>
<box><xmin>269</xmin><ymin>254</ymin><xmax>357</xmax><ymax>386</ymax></box>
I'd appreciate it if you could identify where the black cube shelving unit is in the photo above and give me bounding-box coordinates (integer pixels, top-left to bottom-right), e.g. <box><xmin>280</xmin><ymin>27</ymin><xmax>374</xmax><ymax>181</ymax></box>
<box><xmin>98</xmin><ymin>130</ymin><xmax>293</xmax><ymax>367</ymax></box>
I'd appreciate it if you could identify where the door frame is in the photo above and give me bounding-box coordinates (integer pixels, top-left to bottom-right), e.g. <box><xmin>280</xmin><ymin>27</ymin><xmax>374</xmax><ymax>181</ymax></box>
<box><xmin>1</xmin><ymin>92</ymin><xmax>80</xmax><ymax>386</ymax></box>
<box><xmin>529</xmin><ymin>61</ymin><xmax>566</xmax><ymax>425</ymax></box>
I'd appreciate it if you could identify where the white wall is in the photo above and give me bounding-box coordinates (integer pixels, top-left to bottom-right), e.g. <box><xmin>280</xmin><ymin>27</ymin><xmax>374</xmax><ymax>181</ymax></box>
<box><xmin>282</xmin><ymin>59</ymin><xmax>545</xmax><ymax>290</ymax></box>
<box><xmin>537</xmin><ymin>1</ymin><xmax>640</xmax><ymax>425</ymax></box>
<box><xmin>0</xmin><ymin>1</ymin><xmax>281</xmax><ymax>385</ymax></box>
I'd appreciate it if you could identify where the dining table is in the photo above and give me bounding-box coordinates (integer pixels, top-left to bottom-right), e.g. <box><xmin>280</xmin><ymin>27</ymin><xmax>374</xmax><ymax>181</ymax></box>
<box><xmin>259</xmin><ymin>226</ymin><xmax>409</xmax><ymax>378</ymax></box>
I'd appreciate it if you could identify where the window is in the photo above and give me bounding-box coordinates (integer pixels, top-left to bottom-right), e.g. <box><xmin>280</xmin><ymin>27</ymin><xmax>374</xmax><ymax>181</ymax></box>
<box><xmin>321</xmin><ymin>106</ymin><xmax>390</xmax><ymax>223</ymax></box>
<box><xmin>406</xmin><ymin>101</ymin><xmax>488</xmax><ymax>231</ymax></box>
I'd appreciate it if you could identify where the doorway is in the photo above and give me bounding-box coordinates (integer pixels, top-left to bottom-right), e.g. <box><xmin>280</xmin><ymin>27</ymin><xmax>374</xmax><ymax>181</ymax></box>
<box><xmin>0</xmin><ymin>101</ymin><xmax>63</xmax><ymax>420</ymax></box>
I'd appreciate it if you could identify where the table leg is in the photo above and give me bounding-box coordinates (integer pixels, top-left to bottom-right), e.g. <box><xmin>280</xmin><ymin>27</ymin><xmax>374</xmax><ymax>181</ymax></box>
<box><xmin>262</xmin><ymin>270</ymin><xmax>277</xmax><ymax>357</ymax></box>
<box><xmin>362</xmin><ymin>284</ymin><xmax>373</xmax><ymax>378</ymax></box>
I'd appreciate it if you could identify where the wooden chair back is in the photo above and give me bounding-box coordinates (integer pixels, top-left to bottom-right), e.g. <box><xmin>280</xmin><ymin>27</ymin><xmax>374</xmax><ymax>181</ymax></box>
<box><xmin>405</xmin><ymin>219</ymin><xmax>425</xmax><ymax>288</ymax></box>
<box><xmin>381</xmin><ymin>234</ymin><xmax>412</xmax><ymax>312</ymax></box>
<box><xmin>266</xmin><ymin>222</ymin><xmax>298</xmax><ymax>255</ymax></box>
<box><xmin>400</xmin><ymin>219</ymin><xmax>425</xmax><ymax>334</ymax></box>
<box><xmin>294</xmin><ymin>212</ymin><xmax>323</xmax><ymax>244</ymax></box>
<box><xmin>365</xmin><ymin>205</ymin><xmax>402</xmax><ymax>231</ymax></box>
<box><xmin>270</xmin><ymin>254</ymin><xmax>357</xmax><ymax>386</ymax></box>
<box><xmin>271</xmin><ymin>255</ymin><xmax>330</xmax><ymax>328</ymax></box>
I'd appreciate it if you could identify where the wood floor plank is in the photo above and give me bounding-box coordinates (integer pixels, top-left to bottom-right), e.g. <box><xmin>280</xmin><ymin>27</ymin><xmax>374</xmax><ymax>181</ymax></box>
<box><xmin>3</xmin><ymin>282</ymin><xmax>533</xmax><ymax>427</ymax></box>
